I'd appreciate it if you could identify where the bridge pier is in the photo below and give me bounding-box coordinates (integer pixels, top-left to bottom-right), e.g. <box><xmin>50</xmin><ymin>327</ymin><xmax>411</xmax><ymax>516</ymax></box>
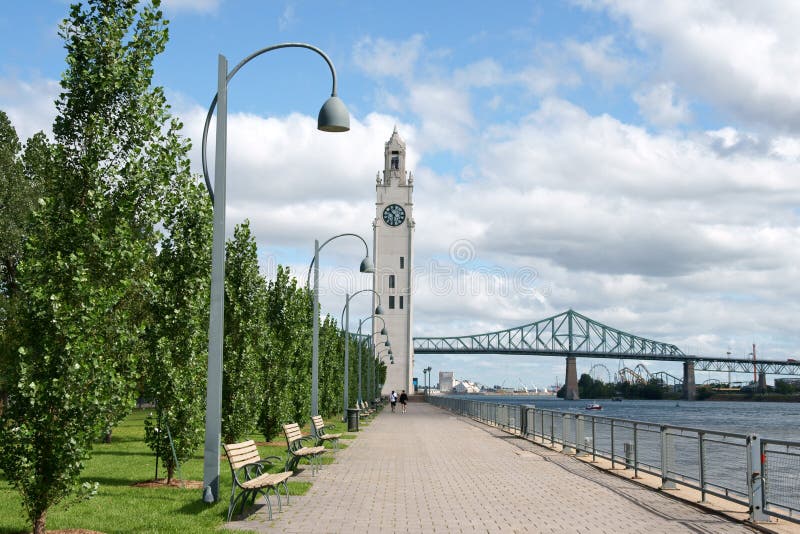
<box><xmin>565</xmin><ymin>356</ymin><xmax>579</xmax><ymax>400</ymax></box>
<box><xmin>758</xmin><ymin>371</ymin><xmax>767</xmax><ymax>392</ymax></box>
<box><xmin>682</xmin><ymin>361</ymin><xmax>696</xmax><ymax>401</ymax></box>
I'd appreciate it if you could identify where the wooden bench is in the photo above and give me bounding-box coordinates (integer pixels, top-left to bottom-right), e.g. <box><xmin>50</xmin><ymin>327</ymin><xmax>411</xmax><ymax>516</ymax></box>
<box><xmin>222</xmin><ymin>440</ymin><xmax>292</xmax><ymax>521</ymax></box>
<box><xmin>358</xmin><ymin>400</ymin><xmax>375</xmax><ymax>417</ymax></box>
<box><xmin>283</xmin><ymin>422</ymin><xmax>326</xmax><ymax>475</ymax></box>
<box><xmin>311</xmin><ymin>415</ymin><xmax>342</xmax><ymax>451</ymax></box>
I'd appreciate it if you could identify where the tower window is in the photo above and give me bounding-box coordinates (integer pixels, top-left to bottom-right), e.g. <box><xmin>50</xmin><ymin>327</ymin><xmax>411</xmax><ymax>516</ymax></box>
<box><xmin>391</xmin><ymin>151</ymin><xmax>400</xmax><ymax>170</ymax></box>
<box><xmin>400</xmin><ymin>256</ymin><xmax>405</xmax><ymax>269</ymax></box>
<box><xmin>389</xmin><ymin>274</ymin><xmax>395</xmax><ymax>289</ymax></box>
<box><xmin>399</xmin><ymin>296</ymin><xmax>404</xmax><ymax>309</ymax></box>
<box><xmin>389</xmin><ymin>296</ymin><xmax>395</xmax><ymax>309</ymax></box>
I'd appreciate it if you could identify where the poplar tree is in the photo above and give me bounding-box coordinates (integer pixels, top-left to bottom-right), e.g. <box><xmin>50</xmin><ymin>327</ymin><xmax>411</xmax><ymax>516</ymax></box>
<box><xmin>143</xmin><ymin>178</ymin><xmax>212</xmax><ymax>482</ymax></box>
<box><xmin>0</xmin><ymin>1</ymin><xmax>188</xmax><ymax>531</ymax></box>
<box><xmin>0</xmin><ymin>113</ymin><xmax>33</xmax><ymax>412</ymax></box>
<box><xmin>259</xmin><ymin>266</ymin><xmax>313</xmax><ymax>439</ymax></box>
<box><xmin>222</xmin><ymin>221</ymin><xmax>267</xmax><ymax>443</ymax></box>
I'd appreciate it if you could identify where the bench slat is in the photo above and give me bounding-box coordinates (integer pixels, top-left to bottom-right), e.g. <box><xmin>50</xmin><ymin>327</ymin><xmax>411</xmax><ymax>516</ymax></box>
<box><xmin>228</xmin><ymin>451</ymin><xmax>260</xmax><ymax>470</ymax></box>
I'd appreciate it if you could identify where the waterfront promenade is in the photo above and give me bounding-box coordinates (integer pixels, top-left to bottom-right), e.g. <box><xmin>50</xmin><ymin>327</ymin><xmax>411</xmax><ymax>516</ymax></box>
<box><xmin>228</xmin><ymin>402</ymin><xmax>767</xmax><ymax>533</ymax></box>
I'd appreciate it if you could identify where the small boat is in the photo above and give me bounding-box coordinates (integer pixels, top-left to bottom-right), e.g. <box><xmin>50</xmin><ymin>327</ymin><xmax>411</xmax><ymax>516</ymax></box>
<box><xmin>584</xmin><ymin>403</ymin><xmax>602</xmax><ymax>410</ymax></box>
<box><xmin>611</xmin><ymin>397</ymin><xmax>623</xmax><ymax>402</ymax></box>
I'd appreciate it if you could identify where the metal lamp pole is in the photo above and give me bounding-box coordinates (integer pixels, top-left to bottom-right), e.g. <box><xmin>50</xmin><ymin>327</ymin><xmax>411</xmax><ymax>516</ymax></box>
<box><xmin>339</xmin><ymin>289</ymin><xmax>383</xmax><ymax>419</ymax></box>
<box><xmin>425</xmin><ymin>366</ymin><xmax>432</xmax><ymax>396</ymax></box>
<box><xmin>308</xmin><ymin>234</ymin><xmax>373</xmax><ymax>417</ymax></box>
<box><xmin>200</xmin><ymin>43</ymin><xmax>349</xmax><ymax>504</ymax></box>
<box><xmin>356</xmin><ymin>315</ymin><xmax>388</xmax><ymax>405</ymax></box>
<box><xmin>375</xmin><ymin>346</ymin><xmax>393</xmax><ymax>397</ymax></box>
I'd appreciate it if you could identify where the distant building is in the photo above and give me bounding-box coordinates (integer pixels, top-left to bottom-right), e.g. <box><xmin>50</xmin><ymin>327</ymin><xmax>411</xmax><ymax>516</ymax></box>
<box><xmin>453</xmin><ymin>380</ymin><xmax>481</xmax><ymax>394</ymax></box>
<box><xmin>439</xmin><ymin>371</ymin><xmax>454</xmax><ymax>392</ymax></box>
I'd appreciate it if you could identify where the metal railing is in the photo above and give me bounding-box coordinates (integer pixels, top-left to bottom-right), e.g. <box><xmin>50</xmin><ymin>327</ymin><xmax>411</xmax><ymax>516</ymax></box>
<box><xmin>428</xmin><ymin>396</ymin><xmax>800</xmax><ymax>524</ymax></box>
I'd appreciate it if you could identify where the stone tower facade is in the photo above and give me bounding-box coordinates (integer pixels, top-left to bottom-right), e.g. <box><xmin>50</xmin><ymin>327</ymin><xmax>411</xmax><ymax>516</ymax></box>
<box><xmin>373</xmin><ymin>128</ymin><xmax>414</xmax><ymax>396</ymax></box>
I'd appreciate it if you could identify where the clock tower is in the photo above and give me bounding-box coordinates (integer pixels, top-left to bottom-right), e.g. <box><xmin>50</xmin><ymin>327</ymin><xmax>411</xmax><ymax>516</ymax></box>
<box><xmin>373</xmin><ymin>128</ymin><xmax>414</xmax><ymax>396</ymax></box>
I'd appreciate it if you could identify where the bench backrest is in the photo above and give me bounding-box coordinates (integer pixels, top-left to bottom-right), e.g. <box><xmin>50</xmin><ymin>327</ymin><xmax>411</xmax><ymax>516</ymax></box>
<box><xmin>223</xmin><ymin>440</ymin><xmax>260</xmax><ymax>470</ymax></box>
<box><xmin>311</xmin><ymin>415</ymin><xmax>324</xmax><ymax>434</ymax></box>
<box><xmin>283</xmin><ymin>423</ymin><xmax>303</xmax><ymax>447</ymax></box>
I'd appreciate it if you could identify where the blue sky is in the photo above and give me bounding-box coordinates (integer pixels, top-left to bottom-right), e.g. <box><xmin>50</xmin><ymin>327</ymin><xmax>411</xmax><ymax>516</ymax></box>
<box><xmin>3</xmin><ymin>0</ymin><xmax>800</xmax><ymax>389</ymax></box>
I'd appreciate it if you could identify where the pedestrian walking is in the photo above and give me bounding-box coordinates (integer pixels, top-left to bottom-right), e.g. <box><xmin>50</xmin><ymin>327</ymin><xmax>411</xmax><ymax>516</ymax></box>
<box><xmin>390</xmin><ymin>390</ymin><xmax>397</xmax><ymax>412</ymax></box>
<box><xmin>399</xmin><ymin>390</ymin><xmax>408</xmax><ymax>414</ymax></box>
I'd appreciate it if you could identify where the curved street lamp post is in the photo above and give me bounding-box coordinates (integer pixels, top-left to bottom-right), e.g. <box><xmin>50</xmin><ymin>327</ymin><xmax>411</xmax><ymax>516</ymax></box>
<box><xmin>339</xmin><ymin>289</ymin><xmax>383</xmax><ymax>419</ymax></box>
<box><xmin>356</xmin><ymin>315</ymin><xmax>388</xmax><ymax>405</ymax></box>
<box><xmin>374</xmin><ymin>345</ymin><xmax>393</xmax><ymax>400</ymax></box>
<box><xmin>307</xmin><ymin>234</ymin><xmax>373</xmax><ymax>418</ymax></box>
<box><xmin>201</xmin><ymin>43</ymin><xmax>349</xmax><ymax>504</ymax></box>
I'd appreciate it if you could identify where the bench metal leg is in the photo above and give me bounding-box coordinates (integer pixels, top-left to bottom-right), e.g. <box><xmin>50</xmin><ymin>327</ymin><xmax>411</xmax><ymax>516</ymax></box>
<box><xmin>282</xmin><ymin>479</ymin><xmax>290</xmax><ymax>505</ymax></box>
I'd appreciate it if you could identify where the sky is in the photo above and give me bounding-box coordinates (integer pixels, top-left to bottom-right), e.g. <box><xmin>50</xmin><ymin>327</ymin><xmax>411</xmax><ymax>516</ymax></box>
<box><xmin>2</xmin><ymin>0</ymin><xmax>800</xmax><ymax>389</ymax></box>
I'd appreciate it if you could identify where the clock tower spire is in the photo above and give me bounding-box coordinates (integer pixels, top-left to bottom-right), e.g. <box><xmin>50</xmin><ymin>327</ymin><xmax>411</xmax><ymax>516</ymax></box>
<box><xmin>374</xmin><ymin>129</ymin><xmax>414</xmax><ymax>396</ymax></box>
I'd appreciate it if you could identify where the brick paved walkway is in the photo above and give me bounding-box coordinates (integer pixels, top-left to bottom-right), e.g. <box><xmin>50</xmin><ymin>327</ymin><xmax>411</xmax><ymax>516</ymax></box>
<box><xmin>227</xmin><ymin>402</ymin><xmax>758</xmax><ymax>533</ymax></box>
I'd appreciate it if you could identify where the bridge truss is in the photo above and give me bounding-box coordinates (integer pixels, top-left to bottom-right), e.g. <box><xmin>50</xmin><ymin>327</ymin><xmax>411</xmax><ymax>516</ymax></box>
<box><xmin>413</xmin><ymin>309</ymin><xmax>685</xmax><ymax>359</ymax></box>
<box><xmin>411</xmin><ymin>309</ymin><xmax>800</xmax><ymax>376</ymax></box>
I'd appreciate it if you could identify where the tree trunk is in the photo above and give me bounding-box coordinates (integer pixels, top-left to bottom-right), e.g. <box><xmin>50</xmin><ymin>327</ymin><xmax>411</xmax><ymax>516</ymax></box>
<box><xmin>167</xmin><ymin>463</ymin><xmax>174</xmax><ymax>484</ymax></box>
<box><xmin>33</xmin><ymin>509</ymin><xmax>46</xmax><ymax>534</ymax></box>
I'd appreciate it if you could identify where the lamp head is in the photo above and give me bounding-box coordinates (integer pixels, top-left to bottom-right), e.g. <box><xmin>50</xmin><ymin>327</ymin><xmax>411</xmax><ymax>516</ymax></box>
<box><xmin>384</xmin><ymin>339</ymin><xmax>390</xmax><ymax>347</ymax></box>
<box><xmin>359</xmin><ymin>256</ymin><xmax>374</xmax><ymax>273</ymax></box>
<box><xmin>390</xmin><ymin>356</ymin><xmax>394</xmax><ymax>364</ymax></box>
<box><xmin>317</xmin><ymin>96</ymin><xmax>350</xmax><ymax>132</ymax></box>
<box><xmin>380</xmin><ymin>327</ymin><xmax>388</xmax><ymax>336</ymax></box>
<box><xmin>375</xmin><ymin>305</ymin><xmax>384</xmax><ymax>315</ymax></box>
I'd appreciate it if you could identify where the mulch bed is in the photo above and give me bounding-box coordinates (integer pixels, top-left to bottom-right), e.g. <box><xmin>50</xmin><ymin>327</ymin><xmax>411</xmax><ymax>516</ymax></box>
<box><xmin>48</xmin><ymin>530</ymin><xmax>106</xmax><ymax>534</ymax></box>
<box><xmin>131</xmin><ymin>478</ymin><xmax>204</xmax><ymax>489</ymax></box>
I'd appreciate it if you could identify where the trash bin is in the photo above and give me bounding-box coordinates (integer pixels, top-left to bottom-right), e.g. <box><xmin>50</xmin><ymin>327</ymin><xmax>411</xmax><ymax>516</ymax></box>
<box><xmin>347</xmin><ymin>408</ymin><xmax>360</xmax><ymax>432</ymax></box>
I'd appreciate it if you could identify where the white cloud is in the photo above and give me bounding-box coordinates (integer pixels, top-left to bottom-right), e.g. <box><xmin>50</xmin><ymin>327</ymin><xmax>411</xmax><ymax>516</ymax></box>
<box><xmin>353</xmin><ymin>35</ymin><xmax>425</xmax><ymax>79</ymax></box>
<box><xmin>594</xmin><ymin>0</ymin><xmax>800</xmax><ymax>130</ymax></box>
<box><xmin>0</xmin><ymin>77</ymin><xmax>58</xmax><ymax>141</ymax></box>
<box><xmin>566</xmin><ymin>35</ymin><xmax>629</xmax><ymax>84</ymax></box>
<box><xmin>408</xmin><ymin>83</ymin><xmax>475</xmax><ymax>153</ymax></box>
<box><xmin>278</xmin><ymin>4</ymin><xmax>295</xmax><ymax>31</ymax></box>
<box><xmin>453</xmin><ymin>59</ymin><xmax>505</xmax><ymax>88</ymax></box>
<box><xmin>634</xmin><ymin>82</ymin><xmax>691</xmax><ymax>128</ymax></box>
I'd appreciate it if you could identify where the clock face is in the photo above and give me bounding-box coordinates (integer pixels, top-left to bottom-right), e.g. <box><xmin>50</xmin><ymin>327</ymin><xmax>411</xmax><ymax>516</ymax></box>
<box><xmin>383</xmin><ymin>204</ymin><xmax>406</xmax><ymax>226</ymax></box>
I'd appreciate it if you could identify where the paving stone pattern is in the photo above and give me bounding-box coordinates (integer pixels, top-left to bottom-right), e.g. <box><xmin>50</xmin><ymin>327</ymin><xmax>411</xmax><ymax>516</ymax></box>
<box><xmin>229</xmin><ymin>402</ymin><xmax>758</xmax><ymax>533</ymax></box>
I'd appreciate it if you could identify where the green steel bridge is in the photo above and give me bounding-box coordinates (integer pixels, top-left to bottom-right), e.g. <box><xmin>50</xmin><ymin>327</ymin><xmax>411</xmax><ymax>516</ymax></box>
<box><xmin>408</xmin><ymin>310</ymin><xmax>800</xmax><ymax>399</ymax></box>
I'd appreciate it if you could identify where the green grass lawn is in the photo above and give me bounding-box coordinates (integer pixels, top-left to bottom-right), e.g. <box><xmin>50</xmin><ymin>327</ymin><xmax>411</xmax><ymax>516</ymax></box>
<box><xmin>0</xmin><ymin>410</ymin><xmax>335</xmax><ymax>533</ymax></box>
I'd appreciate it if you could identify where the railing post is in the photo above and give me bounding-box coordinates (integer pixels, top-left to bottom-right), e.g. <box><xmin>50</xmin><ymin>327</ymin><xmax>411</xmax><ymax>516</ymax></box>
<box><xmin>563</xmin><ymin>414</ymin><xmax>575</xmax><ymax>453</ymax></box>
<box><xmin>633</xmin><ymin>422</ymin><xmax>639</xmax><ymax>478</ymax></box>
<box><xmin>591</xmin><ymin>417</ymin><xmax>596</xmax><ymax>462</ymax></box>
<box><xmin>550</xmin><ymin>411</ymin><xmax>555</xmax><ymax>445</ymax></box>
<box><xmin>611</xmin><ymin>420</ymin><xmax>616</xmax><ymax>469</ymax></box>
<box><xmin>576</xmin><ymin>415</ymin><xmax>586</xmax><ymax>457</ymax></box>
<box><xmin>698</xmin><ymin>431</ymin><xmax>706</xmax><ymax>502</ymax></box>
<box><xmin>747</xmin><ymin>434</ymin><xmax>768</xmax><ymax>522</ymax></box>
<box><xmin>660</xmin><ymin>426</ymin><xmax>676</xmax><ymax>489</ymax></box>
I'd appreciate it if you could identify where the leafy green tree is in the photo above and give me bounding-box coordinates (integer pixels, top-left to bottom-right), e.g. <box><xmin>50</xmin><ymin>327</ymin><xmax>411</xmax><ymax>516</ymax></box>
<box><xmin>775</xmin><ymin>380</ymin><xmax>797</xmax><ymax>395</ymax></box>
<box><xmin>0</xmin><ymin>111</ymin><xmax>26</xmax><ymax>298</ymax></box>
<box><xmin>0</xmin><ymin>114</ymin><xmax>50</xmax><ymax>413</ymax></box>
<box><xmin>0</xmin><ymin>1</ymin><xmax>188</xmax><ymax>531</ymax></box>
<box><xmin>143</xmin><ymin>178</ymin><xmax>212</xmax><ymax>481</ymax></box>
<box><xmin>259</xmin><ymin>266</ymin><xmax>312</xmax><ymax>439</ymax></box>
<box><xmin>318</xmin><ymin>315</ymin><xmax>344</xmax><ymax>417</ymax></box>
<box><xmin>221</xmin><ymin>220</ymin><xmax>267</xmax><ymax>443</ymax></box>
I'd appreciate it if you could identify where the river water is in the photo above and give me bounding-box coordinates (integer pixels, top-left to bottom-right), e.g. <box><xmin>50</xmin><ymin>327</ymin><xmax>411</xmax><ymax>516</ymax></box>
<box><xmin>447</xmin><ymin>395</ymin><xmax>800</xmax><ymax>442</ymax></box>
